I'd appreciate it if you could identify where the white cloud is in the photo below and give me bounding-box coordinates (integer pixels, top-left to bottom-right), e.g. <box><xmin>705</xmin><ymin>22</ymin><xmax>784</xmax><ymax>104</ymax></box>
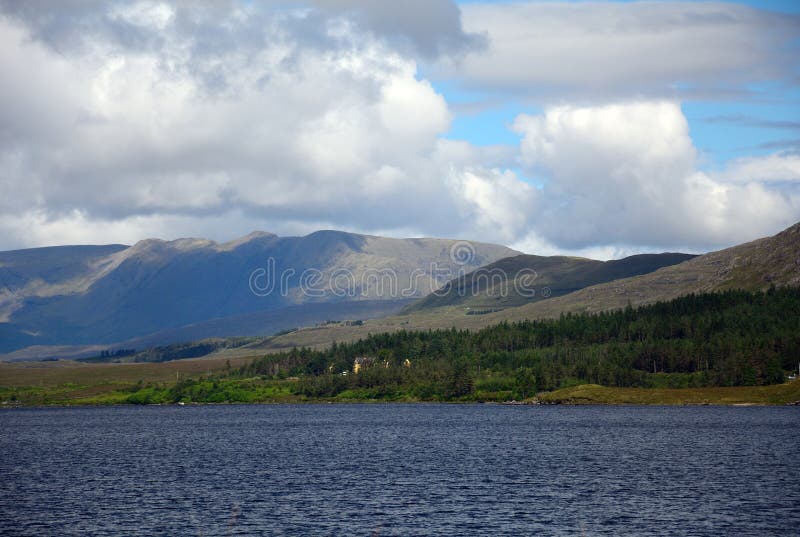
<box><xmin>0</xmin><ymin>4</ymin><xmax>510</xmax><ymax>249</ymax></box>
<box><xmin>110</xmin><ymin>1</ymin><xmax>174</xmax><ymax>30</ymax></box>
<box><xmin>447</xmin><ymin>167</ymin><xmax>538</xmax><ymax>243</ymax></box>
<box><xmin>513</xmin><ymin>101</ymin><xmax>800</xmax><ymax>250</ymax></box>
<box><xmin>721</xmin><ymin>154</ymin><xmax>800</xmax><ymax>184</ymax></box>
<box><xmin>0</xmin><ymin>2</ymin><xmax>540</xmax><ymax>253</ymax></box>
<box><xmin>0</xmin><ymin>1</ymin><xmax>797</xmax><ymax>258</ymax></box>
<box><xmin>0</xmin><ymin>209</ymin><xmax>187</xmax><ymax>249</ymax></box>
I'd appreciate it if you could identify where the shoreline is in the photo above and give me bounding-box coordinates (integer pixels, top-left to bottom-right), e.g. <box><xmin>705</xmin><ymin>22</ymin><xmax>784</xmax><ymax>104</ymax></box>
<box><xmin>2</xmin><ymin>401</ymin><xmax>797</xmax><ymax>409</ymax></box>
<box><xmin>0</xmin><ymin>392</ymin><xmax>800</xmax><ymax>412</ymax></box>
<box><xmin>3</xmin><ymin>365</ymin><xmax>799</xmax><ymax>408</ymax></box>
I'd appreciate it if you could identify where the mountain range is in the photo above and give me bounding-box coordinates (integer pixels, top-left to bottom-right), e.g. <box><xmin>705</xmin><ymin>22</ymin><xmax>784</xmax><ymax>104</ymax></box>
<box><xmin>2</xmin><ymin>222</ymin><xmax>798</xmax><ymax>361</ymax></box>
<box><xmin>0</xmin><ymin>231</ymin><xmax>516</xmax><ymax>357</ymax></box>
<box><xmin>245</xmin><ymin>221</ymin><xmax>800</xmax><ymax>353</ymax></box>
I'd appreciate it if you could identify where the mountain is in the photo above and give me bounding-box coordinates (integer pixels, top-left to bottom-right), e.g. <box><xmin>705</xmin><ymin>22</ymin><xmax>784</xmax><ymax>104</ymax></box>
<box><xmin>404</xmin><ymin>252</ymin><xmax>696</xmax><ymax>313</ymax></box>
<box><xmin>0</xmin><ymin>244</ymin><xmax>129</xmax><ymax>321</ymax></box>
<box><xmin>248</xmin><ymin>221</ymin><xmax>800</xmax><ymax>353</ymax></box>
<box><xmin>0</xmin><ymin>231</ymin><xmax>517</xmax><ymax>355</ymax></box>
<box><xmin>0</xmin><ymin>299</ymin><xmax>415</xmax><ymax>362</ymax></box>
<box><xmin>5</xmin><ymin>223</ymin><xmax>798</xmax><ymax>361</ymax></box>
<box><xmin>479</xmin><ymin>220</ymin><xmax>800</xmax><ymax>323</ymax></box>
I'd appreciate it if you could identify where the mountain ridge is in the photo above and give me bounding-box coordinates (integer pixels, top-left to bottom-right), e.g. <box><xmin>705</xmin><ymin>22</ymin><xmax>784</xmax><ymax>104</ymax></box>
<box><xmin>0</xmin><ymin>230</ymin><xmax>517</xmax><ymax>355</ymax></box>
<box><xmin>244</xmin><ymin>221</ymin><xmax>800</xmax><ymax>353</ymax></box>
<box><xmin>404</xmin><ymin>251</ymin><xmax>696</xmax><ymax>313</ymax></box>
<box><xmin>4</xmin><ymin>223</ymin><xmax>798</xmax><ymax>361</ymax></box>
<box><xmin>481</xmin><ymin>220</ymin><xmax>800</xmax><ymax>323</ymax></box>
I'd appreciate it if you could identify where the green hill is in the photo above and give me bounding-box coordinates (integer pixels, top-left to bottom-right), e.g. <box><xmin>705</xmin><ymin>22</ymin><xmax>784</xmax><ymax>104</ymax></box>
<box><xmin>404</xmin><ymin>252</ymin><xmax>695</xmax><ymax>313</ymax></box>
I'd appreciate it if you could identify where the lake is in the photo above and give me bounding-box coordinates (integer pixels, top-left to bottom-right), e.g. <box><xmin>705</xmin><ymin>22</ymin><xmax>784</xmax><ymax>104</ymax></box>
<box><xmin>1</xmin><ymin>404</ymin><xmax>798</xmax><ymax>536</ymax></box>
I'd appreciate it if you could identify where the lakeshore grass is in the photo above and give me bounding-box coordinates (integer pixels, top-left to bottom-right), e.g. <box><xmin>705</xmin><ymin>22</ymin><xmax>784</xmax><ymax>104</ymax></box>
<box><xmin>537</xmin><ymin>381</ymin><xmax>800</xmax><ymax>406</ymax></box>
<box><xmin>3</xmin><ymin>373</ymin><xmax>800</xmax><ymax>407</ymax></box>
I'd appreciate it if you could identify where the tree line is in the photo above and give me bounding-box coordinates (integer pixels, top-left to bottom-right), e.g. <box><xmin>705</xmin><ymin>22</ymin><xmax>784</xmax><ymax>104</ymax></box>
<box><xmin>232</xmin><ymin>287</ymin><xmax>800</xmax><ymax>400</ymax></box>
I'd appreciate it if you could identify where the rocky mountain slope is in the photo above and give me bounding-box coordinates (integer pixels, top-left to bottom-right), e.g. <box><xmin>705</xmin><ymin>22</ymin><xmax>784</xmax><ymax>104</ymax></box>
<box><xmin>0</xmin><ymin>231</ymin><xmax>516</xmax><ymax>354</ymax></box>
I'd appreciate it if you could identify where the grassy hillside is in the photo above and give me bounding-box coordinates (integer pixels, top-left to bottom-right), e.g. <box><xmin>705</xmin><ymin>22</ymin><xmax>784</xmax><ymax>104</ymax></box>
<box><xmin>404</xmin><ymin>252</ymin><xmax>695</xmax><ymax>312</ymax></box>
<box><xmin>480</xmin><ymin>221</ymin><xmax>800</xmax><ymax>323</ymax></box>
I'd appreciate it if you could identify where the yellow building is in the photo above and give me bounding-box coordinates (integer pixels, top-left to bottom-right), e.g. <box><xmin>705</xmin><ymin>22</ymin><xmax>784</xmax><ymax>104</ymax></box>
<box><xmin>353</xmin><ymin>356</ymin><xmax>376</xmax><ymax>374</ymax></box>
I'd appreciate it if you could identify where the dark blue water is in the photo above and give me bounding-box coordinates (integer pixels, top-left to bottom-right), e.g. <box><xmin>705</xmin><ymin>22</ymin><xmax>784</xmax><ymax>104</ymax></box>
<box><xmin>1</xmin><ymin>404</ymin><xmax>798</xmax><ymax>536</ymax></box>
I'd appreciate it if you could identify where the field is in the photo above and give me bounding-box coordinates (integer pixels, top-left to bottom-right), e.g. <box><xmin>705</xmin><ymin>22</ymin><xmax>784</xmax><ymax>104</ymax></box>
<box><xmin>0</xmin><ymin>355</ymin><xmax>256</xmax><ymax>406</ymax></box>
<box><xmin>0</xmin><ymin>355</ymin><xmax>255</xmax><ymax>387</ymax></box>
<box><xmin>538</xmin><ymin>382</ymin><xmax>800</xmax><ymax>406</ymax></box>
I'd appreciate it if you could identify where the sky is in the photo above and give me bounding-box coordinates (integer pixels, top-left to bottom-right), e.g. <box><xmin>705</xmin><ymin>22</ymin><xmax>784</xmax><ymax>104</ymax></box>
<box><xmin>0</xmin><ymin>0</ymin><xmax>798</xmax><ymax>259</ymax></box>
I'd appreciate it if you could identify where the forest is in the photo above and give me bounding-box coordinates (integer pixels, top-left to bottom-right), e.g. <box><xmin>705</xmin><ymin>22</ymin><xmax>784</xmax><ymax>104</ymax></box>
<box><xmin>202</xmin><ymin>287</ymin><xmax>800</xmax><ymax>402</ymax></box>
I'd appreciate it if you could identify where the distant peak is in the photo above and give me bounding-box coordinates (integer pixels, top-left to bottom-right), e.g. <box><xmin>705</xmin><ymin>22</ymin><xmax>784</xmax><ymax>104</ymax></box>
<box><xmin>120</xmin><ymin>232</ymin><xmax>280</xmax><ymax>256</ymax></box>
<box><xmin>302</xmin><ymin>229</ymin><xmax>368</xmax><ymax>252</ymax></box>
<box><xmin>171</xmin><ymin>238</ymin><xmax>216</xmax><ymax>250</ymax></box>
<box><xmin>242</xmin><ymin>230</ymin><xmax>277</xmax><ymax>240</ymax></box>
<box><xmin>127</xmin><ymin>238</ymin><xmax>164</xmax><ymax>251</ymax></box>
<box><xmin>305</xmin><ymin>229</ymin><xmax>359</xmax><ymax>238</ymax></box>
<box><xmin>222</xmin><ymin>231</ymin><xmax>277</xmax><ymax>249</ymax></box>
<box><xmin>123</xmin><ymin>237</ymin><xmax>217</xmax><ymax>258</ymax></box>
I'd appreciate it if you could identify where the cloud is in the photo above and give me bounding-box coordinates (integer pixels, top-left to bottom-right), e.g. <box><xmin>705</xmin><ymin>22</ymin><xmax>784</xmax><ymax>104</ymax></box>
<box><xmin>513</xmin><ymin>101</ymin><xmax>800</xmax><ymax>250</ymax></box>
<box><xmin>452</xmin><ymin>1</ymin><xmax>800</xmax><ymax>99</ymax></box>
<box><xmin>312</xmin><ymin>0</ymin><xmax>485</xmax><ymax>58</ymax></box>
<box><xmin>0</xmin><ymin>1</ymin><xmax>513</xmax><ymax>248</ymax></box>
<box><xmin>702</xmin><ymin>115</ymin><xmax>800</xmax><ymax>131</ymax></box>
<box><xmin>447</xmin><ymin>167</ymin><xmax>538</xmax><ymax>243</ymax></box>
<box><xmin>0</xmin><ymin>0</ymin><xmax>482</xmax><ymax>60</ymax></box>
<box><xmin>757</xmin><ymin>139</ymin><xmax>800</xmax><ymax>152</ymax></box>
<box><xmin>721</xmin><ymin>153</ymin><xmax>800</xmax><ymax>184</ymax></box>
<box><xmin>0</xmin><ymin>1</ymin><xmax>797</xmax><ymax>258</ymax></box>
